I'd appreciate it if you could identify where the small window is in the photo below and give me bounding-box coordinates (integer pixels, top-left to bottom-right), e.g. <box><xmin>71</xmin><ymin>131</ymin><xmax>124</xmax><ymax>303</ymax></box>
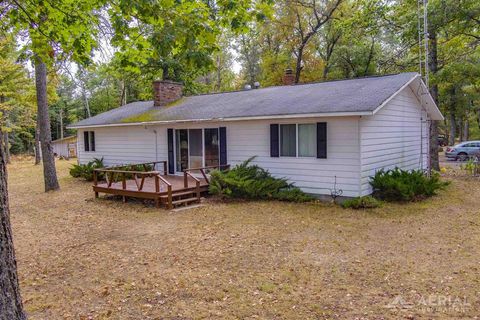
<box><xmin>279</xmin><ymin>123</ymin><xmax>316</xmax><ymax>157</ymax></box>
<box><xmin>84</xmin><ymin>131</ymin><xmax>89</xmax><ymax>151</ymax></box>
<box><xmin>280</xmin><ymin>124</ymin><xmax>296</xmax><ymax>157</ymax></box>
<box><xmin>89</xmin><ymin>131</ymin><xmax>95</xmax><ymax>151</ymax></box>
<box><xmin>84</xmin><ymin>131</ymin><xmax>95</xmax><ymax>152</ymax></box>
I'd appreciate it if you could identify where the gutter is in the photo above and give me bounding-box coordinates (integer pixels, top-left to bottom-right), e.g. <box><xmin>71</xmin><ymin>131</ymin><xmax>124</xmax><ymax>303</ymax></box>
<box><xmin>66</xmin><ymin>111</ymin><xmax>373</xmax><ymax>129</ymax></box>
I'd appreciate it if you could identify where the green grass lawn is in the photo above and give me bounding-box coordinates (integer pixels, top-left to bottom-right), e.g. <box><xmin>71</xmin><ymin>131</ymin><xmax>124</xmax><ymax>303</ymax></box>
<box><xmin>8</xmin><ymin>158</ymin><xmax>480</xmax><ymax>319</ymax></box>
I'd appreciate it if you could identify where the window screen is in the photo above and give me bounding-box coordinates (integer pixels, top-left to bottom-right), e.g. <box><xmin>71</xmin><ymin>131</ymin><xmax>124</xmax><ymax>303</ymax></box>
<box><xmin>84</xmin><ymin>131</ymin><xmax>89</xmax><ymax>152</ymax></box>
<box><xmin>204</xmin><ymin>128</ymin><xmax>219</xmax><ymax>167</ymax></box>
<box><xmin>89</xmin><ymin>131</ymin><xmax>95</xmax><ymax>151</ymax></box>
<box><xmin>298</xmin><ymin>124</ymin><xmax>316</xmax><ymax>157</ymax></box>
<box><xmin>280</xmin><ymin>124</ymin><xmax>296</xmax><ymax>157</ymax></box>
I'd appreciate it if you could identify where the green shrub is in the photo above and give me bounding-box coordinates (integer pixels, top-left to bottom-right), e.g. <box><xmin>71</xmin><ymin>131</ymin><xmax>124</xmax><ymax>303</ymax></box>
<box><xmin>209</xmin><ymin>157</ymin><xmax>314</xmax><ymax>202</ymax></box>
<box><xmin>342</xmin><ymin>196</ymin><xmax>380</xmax><ymax>209</ymax></box>
<box><xmin>370</xmin><ymin>168</ymin><xmax>449</xmax><ymax>202</ymax></box>
<box><xmin>460</xmin><ymin>158</ymin><xmax>476</xmax><ymax>175</ymax></box>
<box><xmin>69</xmin><ymin>158</ymin><xmax>104</xmax><ymax>181</ymax></box>
<box><xmin>111</xmin><ymin>163</ymin><xmax>154</xmax><ymax>179</ymax></box>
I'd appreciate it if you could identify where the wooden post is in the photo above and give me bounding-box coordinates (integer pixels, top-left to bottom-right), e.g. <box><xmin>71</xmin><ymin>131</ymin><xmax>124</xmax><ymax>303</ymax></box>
<box><xmin>200</xmin><ymin>169</ymin><xmax>209</xmax><ymax>184</ymax></box>
<box><xmin>155</xmin><ymin>175</ymin><xmax>160</xmax><ymax>193</ymax></box>
<box><xmin>184</xmin><ymin>171</ymin><xmax>188</xmax><ymax>188</ymax></box>
<box><xmin>122</xmin><ymin>172</ymin><xmax>126</xmax><ymax>189</ymax></box>
<box><xmin>93</xmin><ymin>170</ymin><xmax>98</xmax><ymax>186</ymax></box>
<box><xmin>196</xmin><ymin>180</ymin><xmax>200</xmax><ymax>203</ymax></box>
<box><xmin>163</xmin><ymin>161</ymin><xmax>167</xmax><ymax>175</ymax></box>
<box><xmin>167</xmin><ymin>185</ymin><xmax>173</xmax><ymax>209</ymax></box>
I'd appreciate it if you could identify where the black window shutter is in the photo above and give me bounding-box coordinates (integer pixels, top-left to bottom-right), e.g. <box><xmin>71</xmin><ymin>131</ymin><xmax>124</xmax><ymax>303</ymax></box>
<box><xmin>219</xmin><ymin>127</ymin><xmax>227</xmax><ymax>167</ymax></box>
<box><xmin>167</xmin><ymin>129</ymin><xmax>175</xmax><ymax>174</ymax></box>
<box><xmin>90</xmin><ymin>131</ymin><xmax>95</xmax><ymax>151</ymax></box>
<box><xmin>317</xmin><ymin>122</ymin><xmax>327</xmax><ymax>159</ymax></box>
<box><xmin>270</xmin><ymin>124</ymin><xmax>279</xmax><ymax>157</ymax></box>
<box><xmin>84</xmin><ymin>131</ymin><xmax>90</xmax><ymax>152</ymax></box>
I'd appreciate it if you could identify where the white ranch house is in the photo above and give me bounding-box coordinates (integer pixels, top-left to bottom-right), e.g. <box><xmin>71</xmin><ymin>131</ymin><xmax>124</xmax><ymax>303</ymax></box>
<box><xmin>68</xmin><ymin>72</ymin><xmax>443</xmax><ymax>198</ymax></box>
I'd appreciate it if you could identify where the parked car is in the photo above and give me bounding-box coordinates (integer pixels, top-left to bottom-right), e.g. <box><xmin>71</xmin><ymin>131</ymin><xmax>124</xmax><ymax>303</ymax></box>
<box><xmin>437</xmin><ymin>135</ymin><xmax>448</xmax><ymax>147</ymax></box>
<box><xmin>445</xmin><ymin>141</ymin><xmax>480</xmax><ymax>161</ymax></box>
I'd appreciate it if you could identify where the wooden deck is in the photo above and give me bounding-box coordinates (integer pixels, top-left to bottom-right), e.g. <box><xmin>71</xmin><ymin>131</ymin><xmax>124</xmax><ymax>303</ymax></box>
<box><xmin>95</xmin><ymin>175</ymin><xmax>209</xmax><ymax>194</ymax></box>
<box><xmin>92</xmin><ymin>161</ymin><xmax>229</xmax><ymax>209</ymax></box>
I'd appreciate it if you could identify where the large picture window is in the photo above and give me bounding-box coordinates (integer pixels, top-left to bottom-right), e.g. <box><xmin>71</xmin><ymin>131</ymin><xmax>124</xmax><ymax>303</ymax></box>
<box><xmin>279</xmin><ymin>124</ymin><xmax>316</xmax><ymax>157</ymax></box>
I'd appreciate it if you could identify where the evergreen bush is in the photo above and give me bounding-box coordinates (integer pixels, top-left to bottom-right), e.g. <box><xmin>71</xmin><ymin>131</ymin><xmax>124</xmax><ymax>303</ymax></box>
<box><xmin>342</xmin><ymin>196</ymin><xmax>380</xmax><ymax>209</ymax></box>
<box><xmin>370</xmin><ymin>168</ymin><xmax>448</xmax><ymax>202</ymax></box>
<box><xmin>209</xmin><ymin>157</ymin><xmax>313</xmax><ymax>202</ymax></box>
<box><xmin>69</xmin><ymin>158</ymin><xmax>104</xmax><ymax>181</ymax></box>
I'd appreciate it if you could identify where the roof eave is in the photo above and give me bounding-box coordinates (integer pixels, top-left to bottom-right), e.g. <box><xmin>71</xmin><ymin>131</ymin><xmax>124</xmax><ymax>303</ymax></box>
<box><xmin>371</xmin><ymin>73</ymin><xmax>444</xmax><ymax>121</ymax></box>
<box><xmin>66</xmin><ymin>111</ymin><xmax>373</xmax><ymax>129</ymax></box>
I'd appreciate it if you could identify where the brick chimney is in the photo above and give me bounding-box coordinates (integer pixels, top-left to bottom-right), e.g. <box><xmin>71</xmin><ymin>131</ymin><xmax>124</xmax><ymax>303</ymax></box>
<box><xmin>283</xmin><ymin>68</ymin><xmax>295</xmax><ymax>85</ymax></box>
<box><xmin>153</xmin><ymin>80</ymin><xmax>183</xmax><ymax>106</ymax></box>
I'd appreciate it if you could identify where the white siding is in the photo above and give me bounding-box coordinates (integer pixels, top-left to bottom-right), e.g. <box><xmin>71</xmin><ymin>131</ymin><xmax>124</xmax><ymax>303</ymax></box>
<box><xmin>77</xmin><ymin>84</ymin><xmax>431</xmax><ymax>198</ymax></box>
<box><xmin>78</xmin><ymin>127</ymin><xmax>158</xmax><ymax>165</ymax></box>
<box><xmin>52</xmin><ymin>138</ymin><xmax>77</xmax><ymax>158</ymax></box>
<box><xmin>359</xmin><ymin>85</ymin><xmax>429</xmax><ymax>196</ymax></box>
<box><xmin>78</xmin><ymin>117</ymin><xmax>362</xmax><ymax>197</ymax></box>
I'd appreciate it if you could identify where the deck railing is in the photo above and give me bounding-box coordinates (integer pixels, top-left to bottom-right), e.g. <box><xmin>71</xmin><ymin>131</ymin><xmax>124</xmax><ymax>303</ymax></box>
<box><xmin>183</xmin><ymin>164</ymin><xmax>231</xmax><ymax>187</ymax></box>
<box><xmin>92</xmin><ymin>161</ymin><xmax>229</xmax><ymax>209</ymax></box>
<box><xmin>108</xmin><ymin>161</ymin><xmax>168</xmax><ymax>175</ymax></box>
<box><xmin>93</xmin><ymin>160</ymin><xmax>172</xmax><ymax>208</ymax></box>
<box><xmin>184</xmin><ymin>171</ymin><xmax>201</xmax><ymax>202</ymax></box>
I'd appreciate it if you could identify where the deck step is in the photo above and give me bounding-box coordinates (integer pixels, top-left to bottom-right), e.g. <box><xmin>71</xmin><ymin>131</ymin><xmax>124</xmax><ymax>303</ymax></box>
<box><xmin>160</xmin><ymin>190</ymin><xmax>198</xmax><ymax>198</ymax></box>
<box><xmin>171</xmin><ymin>197</ymin><xmax>200</xmax><ymax>206</ymax></box>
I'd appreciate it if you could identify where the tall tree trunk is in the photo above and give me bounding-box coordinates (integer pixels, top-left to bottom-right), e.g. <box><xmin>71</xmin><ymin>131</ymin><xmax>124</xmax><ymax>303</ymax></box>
<box><xmin>477</xmin><ymin>108</ymin><xmax>480</xmax><ymax>130</ymax></box>
<box><xmin>215</xmin><ymin>55</ymin><xmax>222</xmax><ymax>92</ymax></box>
<box><xmin>34</xmin><ymin>124</ymin><xmax>41</xmax><ymax>165</ymax></box>
<box><xmin>1</xmin><ymin>100</ymin><xmax>10</xmax><ymax>165</ymax></box>
<box><xmin>448</xmin><ymin>112</ymin><xmax>456</xmax><ymax>145</ymax></box>
<box><xmin>78</xmin><ymin>66</ymin><xmax>91</xmax><ymax>118</ymax></box>
<box><xmin>0</xmin><ymin>129</ymin><xmax>27</xmax><ymax>320</ymax></box>
<box><xmin>34</xmin><ymin>57</ymin><xmax>59</xmax><ymax>191</ymax></box>
<box><xmin>463</xmin><ymin>118</ymin><xmax>469</xmax><ymax>141</ymax></box>
<box><xmin>458</xmin><ymin>119</ymin><xmax>463</xmax><ymax>142</ymax></box>
<box><xmin>59</xmin><ymin>108</ymin><xmax>64</xmax><ymax>140</ymax></box>
<box><xmin>4</xmin><ymin>132</ymin><xmax>10</xmax><ymax>164</ymax></box>
<box><xmin>294</xmin><ymin>46</ymin><xmax>304</xmax><ymax>84</ymax></box>
<box><xmin>428</xmin><ymin>28</ymin><xmax>440</xmax><ymax>171</ymax></box>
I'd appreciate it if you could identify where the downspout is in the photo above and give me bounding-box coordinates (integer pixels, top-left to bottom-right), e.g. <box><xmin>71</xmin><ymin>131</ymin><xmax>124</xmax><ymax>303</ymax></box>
<box><xmin>358</xmin><ymin>115</ymin><xmax>363</xmax><ymax>197</ymax></box>
<box><xmin>144</xmin><ymin>126</ymin><xmax>158</xmax><ymax>169</ymax></box>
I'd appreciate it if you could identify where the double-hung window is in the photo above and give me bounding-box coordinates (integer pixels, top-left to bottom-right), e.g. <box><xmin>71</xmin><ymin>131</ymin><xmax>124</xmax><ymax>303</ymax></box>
<box><xmin>279</xmin><ymin>123</ymin><xmax>316</xmax><ymax>157</ymax></box>
<box><xmin>83</xmin><ymin>131</ymin><xmax>96</xmax><ymax>152</ymax></box>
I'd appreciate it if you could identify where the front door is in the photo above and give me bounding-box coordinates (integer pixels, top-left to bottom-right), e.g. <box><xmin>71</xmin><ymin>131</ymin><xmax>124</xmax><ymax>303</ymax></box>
<box><xmin>204</xmin><ymin>128</ymin><xmax>219</xmax><ymax>167</ymax></box>
<box><xmin>188</xmin><ymin>129</ymin><xmax>203</xmax><ymax>168</ymax></box>
<box><xmin>174</xmin><ymin>128</ymin><xmax>220</xmax><ymax>173</ymax></box>
<box><xmin>175</xmin><ymin>129</ymin><xmax>189</xmax><ymax>172</ymax></box>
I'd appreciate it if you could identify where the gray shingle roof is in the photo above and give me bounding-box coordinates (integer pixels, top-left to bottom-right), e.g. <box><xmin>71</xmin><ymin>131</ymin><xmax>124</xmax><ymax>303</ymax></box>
<box><xmin>69</xmin><ymin>72</ymin><xmax>419</xmax><ymax>128</ymax></box>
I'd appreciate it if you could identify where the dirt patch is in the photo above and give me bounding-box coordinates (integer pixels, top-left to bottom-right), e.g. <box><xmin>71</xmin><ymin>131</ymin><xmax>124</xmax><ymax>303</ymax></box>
<box><xmin>8</xmin><ymin>159</ymin><xmax>480</xmax><ymax>319</ymax></box>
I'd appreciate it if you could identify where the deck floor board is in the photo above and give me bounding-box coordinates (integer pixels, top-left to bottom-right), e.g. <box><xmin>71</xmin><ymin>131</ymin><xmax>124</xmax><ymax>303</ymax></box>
<box><xmin>95</xmin><ymin>175</ymin><xmax>208</xmax><ymax>194</ymax></box>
